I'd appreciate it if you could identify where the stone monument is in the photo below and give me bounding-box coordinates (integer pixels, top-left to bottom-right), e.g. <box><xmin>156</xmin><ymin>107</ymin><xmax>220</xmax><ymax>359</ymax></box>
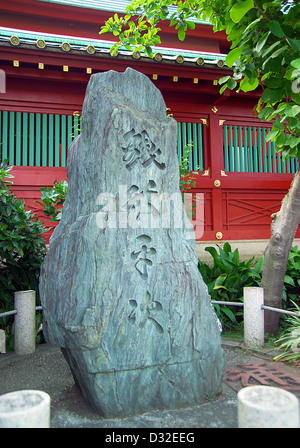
<box><xmin>39</xmin><ymin>68</ymin><xmax>226</xmax><ymax>418</ymax></box>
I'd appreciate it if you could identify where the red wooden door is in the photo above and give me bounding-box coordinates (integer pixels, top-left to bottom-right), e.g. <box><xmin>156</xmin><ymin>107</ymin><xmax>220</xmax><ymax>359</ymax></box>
<box><xmin>190</xmin><ymin>113</ymin><xmax>300</xmax><ymax>241</ymax></box>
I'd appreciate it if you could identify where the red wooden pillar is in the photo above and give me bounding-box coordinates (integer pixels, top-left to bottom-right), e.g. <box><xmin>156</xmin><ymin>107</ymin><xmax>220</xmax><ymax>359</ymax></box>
<box><xmin>208</xmin><ymin>112</ymin><xmax>224</xmax><ymax>240</ymax></box>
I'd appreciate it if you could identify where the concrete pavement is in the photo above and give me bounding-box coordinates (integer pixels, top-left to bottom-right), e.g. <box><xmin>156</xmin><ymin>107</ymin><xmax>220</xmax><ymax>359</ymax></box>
<box><xmin>0</xmin><ymin>338</ymin><xmax>299</xmax><ymax>429</ymax></box>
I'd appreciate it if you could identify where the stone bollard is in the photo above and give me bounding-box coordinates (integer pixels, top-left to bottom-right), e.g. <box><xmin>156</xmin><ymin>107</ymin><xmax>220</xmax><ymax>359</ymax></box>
<box><xmin>238</xmin><ymin>386</ymin><xmax>300</xmax><ymax>428</ymax></box>
<box><xmin>14</xmin><ymin>290</ymin><xmax>36</xmax><ymax>355</ymax></box>
<box><xmin>0</xmin><ymin>390</ymin><xmax>51</xmax><ymax>428</ymax></box>
<box><xmin>0</xmin><ymin>329</ymin><xmax>5</xmax><ymax>353</ymax></box>
<box><xmin>243</xmin><ymin>287</ymin><xmax>264</xmax><ymax>348</ymax></box>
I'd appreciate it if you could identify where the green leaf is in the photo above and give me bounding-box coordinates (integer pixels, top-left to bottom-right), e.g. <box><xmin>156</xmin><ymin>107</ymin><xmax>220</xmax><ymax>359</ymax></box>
<box><xmin>265</xmin><ymin>128</ymin><xmax>280</xmax><ymax>141</ymax></box>
<box><xmin>291</xmin><ymin>58</ymin><xmax>300</xmax><ymax>69</ymax></box>
<box><xmin>225</xmin><ymin>47</ymin><xmax>242</xmax><ymax>68</ymax></box>
<box><xmin>286</xmin><ymin>37</ymin><xmax>300</xmax><ymax>52</ymax></box>
<box><xmin>262</xmin><ymin>87</ymin><xmax>285</xmax><ymax>103</ymax></box>
<box><xmin>284</xmin><ymin>105</ymin><xmax>300</xmax><ymax>117</ymax></box>
<box><xmin>258</xmin><ymin>106</ymin><xmax>274</xmax><ymax>120</ymax></box>
<box><xmin>270</xmin><ymin>45</ymin><xmax>288</xmax><ymax>59</ymax></box>
<box><xmin>186</xmin><ymin>21</ymin><xmax>195</xmax><ymax>30</ymax></box>
<box><xmin>221</xmin><ymin>307</ymin><xmax>237</xmax><ymax>323</ymax></box>
<box><xmin>178</xmin><ymin>26</ymin><xmax>186</xmax><ymax>41</ymax></box>
<box><xmin>264</xmin><ymin>77</ymin><xmax>284</xmax><ymax>89</ymax></box>
<box><xmin>284</xmin><ymin>275</ymin><xmax>295</xmax><ymax>286</ymax></box>
<box><xmin>255</xmin><ymin>31</ymin><xmax>271</xmax><ymax>54</ymax></box>
<box><xmin>161</xmin><ymin>6</ymin><xmax>169</xmax><ymax>16</ymax></box>
<box><xmin>219</xmin><ymin>76</ymin><xmax>231</xmax><ymax>85</ymax></box>
<box><xmin>261</xmin><ymin>41</ymin><xmax>281</xmax><ymax>58</ymax></box>
<box><xmin>268</xmin><ymin>20</ymin><xmax>284</xmax><ymax>38</ymax></box>
<box><xmin>220</xmin><ymin>83</ymin><xmax>228</xmax><ymax>94</ymax></box>
<box><xmin>214</xmin><ymin>274</ymin><xmax>227</xmax><ymax>287</ymax></box>
<box><xmin>227</xmin><ymin>78</ymin><xmax>237</xmax><ymax>90</ymax></box>
<box><xmin>240</xmin><ymin>76</ymin><xmax>259</xmax><ymax>92</ymax></box>
<box><xmin>230</xmin><ymin>0</ymin><xmax>254</xmax><ymax>23</ymax></box>
<box><xmin>254</xmin><ymin>256</ymin><xmax>264</xmax><ymax>274</ymax></box>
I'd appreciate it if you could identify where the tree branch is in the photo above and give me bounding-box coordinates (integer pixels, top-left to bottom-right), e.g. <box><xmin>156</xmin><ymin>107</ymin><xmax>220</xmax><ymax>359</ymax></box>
<box><xmin>253</xmin><ymin>0</ymin><xmax>271</xmax><ymax>21</ymax></box>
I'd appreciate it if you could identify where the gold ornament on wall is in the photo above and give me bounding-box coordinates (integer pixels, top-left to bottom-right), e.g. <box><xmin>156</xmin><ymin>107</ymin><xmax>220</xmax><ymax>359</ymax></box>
<box><xmin>61</xmin><ymin>42</ymin><xmax>71</xmax><ymax>52</ymax></box>
<box><xmin>176</xmin><ymin>55</ymin><xmax>184</xmax><ymax>64</ymax></box>
<box><xmin>132</xmin><ymin>51</ymin><xmax>141</xmax><ymax>59</ymax></box>
<box><xmin>10</xmin><ymin>36</ymin><xmax>20</xmax><ymax>46</ymax></box>
<box><xmin>154</xmin><ymin>52</ymin><xmax>163</xmax><ymax>62</ymax></box>
<box><xmin>36</xmin><ymin>39</ymin><xmax>46</xmax><ymax>49</ymax></box>
<box><xmin>86</xmin><ymin>45</ymin><xmax>95</xmax><ymax>55</ymax></box>
<box><xmin>196</xmin><ymin>57</ymin><xmax>204</xmax><ymax>66</ymax></box>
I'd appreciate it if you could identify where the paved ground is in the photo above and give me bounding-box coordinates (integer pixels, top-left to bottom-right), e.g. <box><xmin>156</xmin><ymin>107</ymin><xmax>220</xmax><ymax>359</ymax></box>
<box><xmin>0</xmin><ymin>338</ymin><xmax>299</xmax><ymax>429</ymax></box>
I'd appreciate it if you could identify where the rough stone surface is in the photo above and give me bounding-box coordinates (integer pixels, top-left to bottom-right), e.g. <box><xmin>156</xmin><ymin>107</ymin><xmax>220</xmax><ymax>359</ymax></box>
<box><xmin>39</xmin><ymin>68</ymin><xmax>226</xmax><ymax>418</ymax></box>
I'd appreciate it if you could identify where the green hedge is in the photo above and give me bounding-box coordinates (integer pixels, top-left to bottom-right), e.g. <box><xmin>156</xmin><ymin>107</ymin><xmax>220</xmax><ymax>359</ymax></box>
<box><xmin>199</xmin><ymin>242</ymin><xmax>300</xmax><ymax>333</ymax></box>
<box><xmin>0</xmin><ymin>159</ymin><xmax>47</xmax><ymax>350</ymax></box>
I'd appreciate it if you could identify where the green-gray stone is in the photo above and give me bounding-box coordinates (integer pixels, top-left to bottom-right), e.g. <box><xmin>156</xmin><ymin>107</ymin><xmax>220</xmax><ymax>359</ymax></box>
<box><xmin>39</xmin><ymin>68</ymin><xmax>226</xmax><ymax>418</ymax></box>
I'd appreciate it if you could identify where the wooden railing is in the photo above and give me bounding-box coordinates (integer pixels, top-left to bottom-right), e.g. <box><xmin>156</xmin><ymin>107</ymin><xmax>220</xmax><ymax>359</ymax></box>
<box><xmin>223</xmin><ymin>124</ymin><xmax>299</xmax><ymax>174</ymax></box>
<box><xmin>1</xmin><ymin>110</ymin><xmax>299</xmax><ymax>175</ymax></box>
<box><xmin>0</xmin><ymin>111</ymin><xmax>79</xmax><ymax>167</ymax></box>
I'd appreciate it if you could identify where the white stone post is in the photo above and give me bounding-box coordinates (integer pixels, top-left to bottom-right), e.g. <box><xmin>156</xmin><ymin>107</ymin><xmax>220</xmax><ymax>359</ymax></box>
<box><xmin>238</xmin><ymin>386</ymin><xmax>300</xmax><ymax>428</ymax></box>
<box><xmin>0</xmin><ymin>390</ymin><xmax>51</xmax><ymax>428</ymax></box>
<box><xmin>0</xmin><ymin>329</ymin><xmax>5</xmax><ymax>353</ymax></box>
<box><xmin>243</xmin><ymin>287</ymin><xmax>264</xmax><ymax>348</ymax></box>
<box><xmin>14</xmin><ymin>290</ymin><xmax>36</xmax><ymax>355</ymax></box>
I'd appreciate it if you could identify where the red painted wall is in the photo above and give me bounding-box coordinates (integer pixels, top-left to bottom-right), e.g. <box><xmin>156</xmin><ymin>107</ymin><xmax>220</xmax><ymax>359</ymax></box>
<box><xmin>1</xmin><ymin>1</ymin><xmax>298</xmax><ymax>243</ymax></box>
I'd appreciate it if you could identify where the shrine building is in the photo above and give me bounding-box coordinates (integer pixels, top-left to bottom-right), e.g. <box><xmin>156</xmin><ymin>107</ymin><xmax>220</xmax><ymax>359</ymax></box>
<box><xmin>0</xmin><ymin>0</ymin><xmax>299</xmax><ymax>258</ymax></box>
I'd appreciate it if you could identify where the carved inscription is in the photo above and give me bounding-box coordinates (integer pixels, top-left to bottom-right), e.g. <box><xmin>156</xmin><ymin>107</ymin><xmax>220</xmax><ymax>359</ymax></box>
<box><xmin>96</xmin><ymin>181</ymin><xmax>159</xmax><ymax>228</ymax></box>
<box><xmin>128</xmin><ymin>291</ymin><xmax>164</xmax><ymax>334</ymax></box>
<box><xmin>121</xmin><ymin>129</ymin><xmax>166</xmax><ymax>171</ymax></box>
<box><xmin>130</xmin><ymin>234</ymin><xmax>156</xmax><ymax>279</ymax></box>
<box><xmin>125</xmin><ymin>180</ymin><xmax>159</xmax><ymax>219</ymax></box>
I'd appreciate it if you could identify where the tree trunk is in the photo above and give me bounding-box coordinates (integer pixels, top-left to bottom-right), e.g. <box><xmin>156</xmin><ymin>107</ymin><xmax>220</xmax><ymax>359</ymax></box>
<box><xmin>261</xmin><ymin>168</ymin><xmax>300</xmax><ymax>337</ymax></box>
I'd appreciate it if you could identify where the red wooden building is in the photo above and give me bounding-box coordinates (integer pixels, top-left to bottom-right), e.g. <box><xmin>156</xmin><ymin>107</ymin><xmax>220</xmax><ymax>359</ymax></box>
<box><xmin>0</xmin><ymin>0</ymin><xmax>299</xmax><ymax>251</ymax></box>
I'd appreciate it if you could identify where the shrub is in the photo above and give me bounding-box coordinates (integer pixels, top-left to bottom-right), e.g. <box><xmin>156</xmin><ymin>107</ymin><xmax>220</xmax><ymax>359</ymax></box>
<box><xmin>0</xmin><ymin>159</ymin><xmax>47</xmax><ymax>350</ymax></box>
<box><xmin>37</xmin><ymin>179</ymin><xmax>68</xmax><ymax>222</ymax></box>
<box><xmin>198</xmin><ymin>242</ymin><xmax>263</xmax><ymax>330</ymax></box>
<box><xmin>283</xmin><ymin>245</ymin><xmax>300</xmax><ymax>309</ymax></box>
<box><xmin>199</xmin><ymin>243</ymin><xmax>300</xmax><ymax>334</ymax></box>
<box><xmin>274</xmin><ymin>301</ymin><xmax>300</xmax><ymax>364</ymax></box>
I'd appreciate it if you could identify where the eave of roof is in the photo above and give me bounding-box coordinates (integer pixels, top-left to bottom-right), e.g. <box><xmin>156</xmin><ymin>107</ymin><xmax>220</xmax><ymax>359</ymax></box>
<box><xmin>0</xmin><ymin>26</ymin><xmax>227</xmax><ymax>68</ymax></box>
<box><xmin>37</xmin><ymin>0</ymin><xmax>211</xmax><ymax>25</ymax></box>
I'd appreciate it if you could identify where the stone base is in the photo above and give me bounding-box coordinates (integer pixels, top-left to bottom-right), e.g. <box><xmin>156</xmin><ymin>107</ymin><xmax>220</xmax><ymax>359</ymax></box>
<box><xmin>62</xmin><ymin>347</ymin><xmax>225</xmax><ymax>418</ymax></box>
